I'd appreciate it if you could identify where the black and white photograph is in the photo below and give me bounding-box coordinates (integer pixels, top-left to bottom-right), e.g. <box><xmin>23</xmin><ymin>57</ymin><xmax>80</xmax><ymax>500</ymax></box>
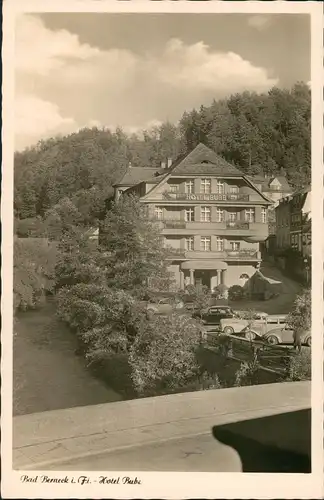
<box><xmin>2</xmin><ymin>1</ymin><xmax>323</xmax><ymax>498</ymax></box>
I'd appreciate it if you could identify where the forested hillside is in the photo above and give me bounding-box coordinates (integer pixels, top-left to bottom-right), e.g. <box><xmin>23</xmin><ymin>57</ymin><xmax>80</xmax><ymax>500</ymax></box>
<box><xmin>14</xmin><ymin>82</ymin><xmax>310</xmax><ymax>237</ymax></box>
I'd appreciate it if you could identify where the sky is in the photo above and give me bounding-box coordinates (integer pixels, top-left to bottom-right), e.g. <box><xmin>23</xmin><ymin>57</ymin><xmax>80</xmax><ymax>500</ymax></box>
<box><xmin>14</xmin><ymin>13</ymin><xmax>310</xmax><ymax>151</ymax></box>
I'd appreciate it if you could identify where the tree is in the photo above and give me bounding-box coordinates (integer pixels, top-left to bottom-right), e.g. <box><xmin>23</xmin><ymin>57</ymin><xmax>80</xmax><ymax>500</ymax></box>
<box><xmin>129</xmin><ymin>313</ymin><xmax>201</xmax><ymax>396</ymax></box>
<box><xmin>286</xmin><ymin>288</ymin><xmax>311</xmax><ymax>352</ymax></box>
<box><xmin>14</xmin><ymin>237</ymin><xmax>57</xmax><ymax>310</ymax></box>
<box><xmin>55</xmin><ymin>227</ymin><xmax>102</xmax><ymax>289</ymax></box>
<box><xmin>100</xmin><ymin>194</ymin><xmax>172</xmax><ymax>296</ymax></box>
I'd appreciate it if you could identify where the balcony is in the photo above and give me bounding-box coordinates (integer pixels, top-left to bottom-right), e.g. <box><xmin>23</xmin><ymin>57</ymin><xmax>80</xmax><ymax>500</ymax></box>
<box><xmin>166</xmin><ymin>248</ymin><xmax>260</xmax><ymax>261</ymax></box>
<box><xmin>162</xmin><ymin>192</ymin><xmax>250</xmax><ymax>202</ymax></box>
<box><xmin>226</xmin><ymin>221</ymin><xmax>250</xmax><ymax>230</ymax></box>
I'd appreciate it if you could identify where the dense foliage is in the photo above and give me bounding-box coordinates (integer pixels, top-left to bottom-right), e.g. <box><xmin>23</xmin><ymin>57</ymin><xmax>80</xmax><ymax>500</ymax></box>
<box><xmin>100</xmin><ymin>195</ymin><xmax>172</xmax><ymax>294</ymax></box>
<box><xmin>14</xmin><ymin>237</ymin><xmax>57</xmax><ymax>310</ymax></box>
<box><xmin>129</xmin><ymin>313</ymin><xmax>202</xmax><ymax>396</ymax></box>
<box><xmin>14</xmin><ymin>83</ymin><xmax>310</xmax><ymax>233</ymax></box>
<box><xmin>286</xmin><ymin>288</ymin><xmax>311</xmax><ymax>334</ymax></box>
<box><xmin>54</xmin><ymin>196</ymin><xmax>204</xmax><ymax>394</ymax></box>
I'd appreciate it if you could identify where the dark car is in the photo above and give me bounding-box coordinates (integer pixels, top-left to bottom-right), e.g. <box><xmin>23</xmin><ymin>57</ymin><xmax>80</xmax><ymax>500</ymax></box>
<box><xmin>194</xmin><ymin>306</ymin><xmax>237</xmax><ymax>326</ymax></box>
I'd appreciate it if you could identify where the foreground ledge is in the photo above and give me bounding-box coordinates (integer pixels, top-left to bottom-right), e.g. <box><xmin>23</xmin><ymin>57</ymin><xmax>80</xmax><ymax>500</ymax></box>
<box><xmin>13</xmin><ymin>381</ymin><xmax>311</xmax><ymax>470</ymax></box>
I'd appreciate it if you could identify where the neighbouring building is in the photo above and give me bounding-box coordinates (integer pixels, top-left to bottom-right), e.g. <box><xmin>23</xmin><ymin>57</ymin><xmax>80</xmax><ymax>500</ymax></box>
<box><xmin>275</xmin><ymin>195</ymin><xmax>292</xmax><ymax>251</ymax></box>
<box><xmin>115</xmin><ymin>143</ymin><xmax>272</xmax><ymax>290</ymax></box>
<box><xmin>249</xmin><ymin>174</ymin><xmax>292</xmax><ymax>237</ymax></box>
<box><xmin>113</xmin><ymin>162</ymin><xmax>166</xmax><ymax>201</ymax></box>
<box><xmin>275</xmin><ymin>187</ymin><xmax>311</xmax><ymax>284</ymax></box>
<box><xmin>249</xmin><ymin>174</ymin><xmax>292</xmax><ymax>207</ymax></box>
<box><xmin>275</xmin><ymin>188</ymin><xmax>311</xmax><ymax>253</ymax></box>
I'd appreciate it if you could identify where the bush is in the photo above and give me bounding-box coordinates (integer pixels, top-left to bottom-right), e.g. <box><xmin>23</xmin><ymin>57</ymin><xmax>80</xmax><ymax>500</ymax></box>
<box><xmin>212</xmin><ymin>284</ymin><xmax>228</xmax><ymax>299</ymax></box>
<box><xmin>286</xmin><ymin>350</ymin><xmax>311</xmax><ymax>381</ymax></box>
<box><xmin>228</xmin><ymin>285</ymin><xmax>245</xmax><ymax>301</ymax></box>
<box><xmin>129</xmin><ymin>313</ymin><xmax>201</xmax><ymax>396</ymax></box>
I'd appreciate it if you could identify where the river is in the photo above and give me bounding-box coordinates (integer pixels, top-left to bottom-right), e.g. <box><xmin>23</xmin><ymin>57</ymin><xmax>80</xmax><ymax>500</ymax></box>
<box><xmin>13</xmin><ymin>299</ymin><xmax>123</xmax><ymax>416</ymax></box>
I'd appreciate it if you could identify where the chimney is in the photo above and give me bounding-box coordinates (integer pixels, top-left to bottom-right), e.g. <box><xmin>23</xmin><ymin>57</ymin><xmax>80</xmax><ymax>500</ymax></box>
<box><xmin>167</xmin><ymin>158</ymin><xmax>173</xmax><ymax>168</ymax></box>
<box><xmin>161</xmin><ymin>161</ymin><xmax>166</xmax><ymax>169</ymax></box>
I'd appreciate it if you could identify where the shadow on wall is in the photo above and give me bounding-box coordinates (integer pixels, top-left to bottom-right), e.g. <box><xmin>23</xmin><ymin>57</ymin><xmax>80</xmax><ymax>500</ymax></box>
<box><xmin>212</xmin><ymin>409</ymin><xmax>311</xmax><ymax>473</ymax></box>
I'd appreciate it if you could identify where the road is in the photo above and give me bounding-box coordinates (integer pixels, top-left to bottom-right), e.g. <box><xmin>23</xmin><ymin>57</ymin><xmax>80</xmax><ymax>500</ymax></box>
<box><xmin>43</xmin><ymin>433</ymin><xmax>242</xmax><ymax>472</ymax></box>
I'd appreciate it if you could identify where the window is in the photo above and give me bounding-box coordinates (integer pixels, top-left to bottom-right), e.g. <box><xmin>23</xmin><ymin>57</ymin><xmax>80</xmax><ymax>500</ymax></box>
<box><xmin>169</xmin><ymin>184</ymin><xmax>178</xmax><ymax>193</ymax></box>
<box><xmin>228</xmin><ymin>211</ymin><xmax>237</xmax><ymax>222</ymax></box>
<box><xmin>185</xmin><ymin>208</ymin><xmax>194</xmax><ymax>222</ymax></box>
<box><xmin>155</xmin><ymin>207</ymin><xmax>163</xmax><ymax>220</ymax></box>
<box><xmin>245</xmin><ymin>209</ymin><xmax>255</xmax><ymax>223</ymax></box>
<box><xmin>201</xmin><ymin>178</ymin><xmax>211</xmax><ymax>194</ymax></box>
<box><xmin>216</xmin><ymin>208</ymin><xmax>224</xmax><ymax>222</ymax></box>
<box><xmin>230</xmin><ymin>242</ymin><xmax>240</xmax><ymax>251</ymax></box>
<box><xmin>229</xmin><ymin>186</ymin><xmax>239</xmax><ymax>194</ymax></box>
<box><xmin>200</xmin><ymin>236</ymin><xmax>211</xmax><ymax>252</ymax></box>
<box><xmin>201</xmin><ymin>206</ymin><xmax>211</xmax><ymax>222</ymax></box>
<box><xmin>267</xmin><ymin>318</ymin><xmax>279</xmax><ymax>325</ymax></box>
<box><xmin>185</xmin><ymin>180</ymin><xmax>194</xmax><ymax>194</ymax></box>
<box><xmin>261</xmin><ymin>208</ymin><xmax>267</xmax><ymax>223</ymax></box>
<box><xmin>216</xmin><ymin>237</ymin><xmax>224</xmax><ymax>251</ymax></box>
<box><xmin>216</xmin><ymin>180</ymin><xmax>225</xmax><ymax>194</ymax></box>
<box><xmin>185</xmin><ymin>237</ymin><xmax>194</xmax><ymax>251</ymax></box>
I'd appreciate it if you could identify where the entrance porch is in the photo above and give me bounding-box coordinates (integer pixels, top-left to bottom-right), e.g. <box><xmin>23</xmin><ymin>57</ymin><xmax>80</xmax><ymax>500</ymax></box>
<box><xmin>180</xmin><ymin>260</ymin><xmax>228</xmax><ymax>291</ymax></box>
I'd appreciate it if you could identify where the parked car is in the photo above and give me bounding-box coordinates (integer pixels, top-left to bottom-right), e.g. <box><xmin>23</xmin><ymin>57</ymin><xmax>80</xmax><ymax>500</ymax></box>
<box><xmin>145</xmin><ymin>297</ymin><xmax>184</xmax><ymax>315</ymax></box>
<box><xmin>220</xmin><ymin>313</ymin><xmax>287</xmax><ymax>338</ymax></box>
<box><xmin>194</xmin><ymin>306</ymin><xmax>237</xmax><ymax>326</ymax></box>
<box><xmin>264</xmin><ymin>327</ymin><xmax>311</xmax><ymax>347</ymax></box>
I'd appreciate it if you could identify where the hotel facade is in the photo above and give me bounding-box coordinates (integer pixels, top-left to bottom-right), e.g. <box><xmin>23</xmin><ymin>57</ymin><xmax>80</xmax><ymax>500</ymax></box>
<box><xmin>114</xmin><ymin>143</ymin><xmax>272</xmax><ymax>291</ymax></box>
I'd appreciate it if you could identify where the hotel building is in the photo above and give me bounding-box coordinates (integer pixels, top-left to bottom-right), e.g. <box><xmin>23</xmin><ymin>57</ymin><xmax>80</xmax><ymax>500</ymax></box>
<box><xmin>114</xmin><ymin>143</ymin><xmax>272</xmax><ymax>290</ymax></box>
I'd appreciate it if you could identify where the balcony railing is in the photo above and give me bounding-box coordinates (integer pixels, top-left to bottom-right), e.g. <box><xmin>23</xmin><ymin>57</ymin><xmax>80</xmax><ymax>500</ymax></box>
<box><xmin>225</xmin><ymin>249</ymin><xmax>259</xmax><ymax>259</ymax></box>
<box><xmin>226</xmin><ymin>221</ymin><xmax>250</xmax><ymax>230</ymax></box>
<box><xmin>163</xmin><ymin>220</ymin><xmax>187</xmax><ymax>229</ymax></box>
<box><xmin>162</xmin><ymin>192</ymin><xmax>250</xmax><ymax>202</ymax></box>
<box><xmin>166</xmin><ymin>248</ymin><xmax>260</xmax><ymax>260</ymax></box>
<box><xmin>151</xmin><ymin>218</ymin><xmax>251</xmax><ymax>230</ymax></box>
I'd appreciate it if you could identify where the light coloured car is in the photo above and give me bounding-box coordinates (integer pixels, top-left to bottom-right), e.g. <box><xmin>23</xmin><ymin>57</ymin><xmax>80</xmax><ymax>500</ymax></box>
<box><xmin>220</xmin><ymin>313</ymin><xmax>287</xmax><ymax>337</ymax></box>
<box><xmin>146</xmin><ymin>297</ymin><xmax>184</xmax><ymax>315</ymax></box>
<box><xmin>264</xmin><ymin>327</ymin><xmax>311</xmax><ymax>347</ymax></box>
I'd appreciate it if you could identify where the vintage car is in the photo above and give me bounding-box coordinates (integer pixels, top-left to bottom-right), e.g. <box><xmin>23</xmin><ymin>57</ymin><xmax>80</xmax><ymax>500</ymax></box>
<box><xmin>145</xmin><ymin>297</ymin><xmax>184</xmax><ymax>315</ymax></box>
<box><xmin>220</xmin><ymin>313</ymin><xmax>287</xmax><ymax>339</ymax></box>
<box><xmin>263</xmin><ymin>327</ymin><xmax>311</xmax><ymax>347</ymax></box>
<box><xmin>193</xmin><ymin>306</ymin><xmax>237</xmax><ymax>325</ymax></box>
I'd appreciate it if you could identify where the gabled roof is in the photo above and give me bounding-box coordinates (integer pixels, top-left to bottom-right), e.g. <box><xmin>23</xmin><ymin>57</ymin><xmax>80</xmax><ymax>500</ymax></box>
<box><xmin>170</xmin><ymin>143</ymin><xmax>244</xmax><ymax>177</ymax></box>
<box><xmin>249</xmin><ymin>175</ymin><xmax>291</xmax><ymax>192</ymax></box>
<box><xmin>114</xmin><ymin>166</ymin><xmax>163</xmax><ymax>187</ymax></box>
<box><xmin>269</xmin><ymin>176</ymin><xmax>291</xmax><ymax>191</ymax></box>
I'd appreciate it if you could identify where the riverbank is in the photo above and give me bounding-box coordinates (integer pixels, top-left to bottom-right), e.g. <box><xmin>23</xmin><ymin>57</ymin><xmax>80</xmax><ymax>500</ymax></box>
<box><xmin>13</xmin><ymin>299</ymin><xmax>122</xmax><ymax>416</ymax></box>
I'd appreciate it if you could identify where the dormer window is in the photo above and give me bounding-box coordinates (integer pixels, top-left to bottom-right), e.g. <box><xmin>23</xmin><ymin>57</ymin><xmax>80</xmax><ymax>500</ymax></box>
<box><xmin>169</xmin><ymin>184</ymin><xmax>179</xmax><ymax>193</ymax></box>
<box><xmin>201</xmin><ymin>179</ymin><xmax>211</xmax><ymax>194</ymax></box>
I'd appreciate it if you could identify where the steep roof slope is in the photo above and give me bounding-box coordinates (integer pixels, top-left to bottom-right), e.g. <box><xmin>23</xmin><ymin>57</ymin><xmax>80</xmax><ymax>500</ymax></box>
<box><xmin>170</xmin><ymin>143</ymin><xmax>244</xmax><ymax>177</ymax></box>
<box><xmin>114</xmin><ymin>166</ymin><xmax>162</xmax><ymax>186</ymax></box>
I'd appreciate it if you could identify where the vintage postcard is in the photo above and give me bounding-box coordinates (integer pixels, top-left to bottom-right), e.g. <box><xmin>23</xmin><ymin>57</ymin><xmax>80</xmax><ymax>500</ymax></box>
<box><xmin>2</xmin><ymin>0</ymin><xmax>323</xmax><ymax>498</ymax></box>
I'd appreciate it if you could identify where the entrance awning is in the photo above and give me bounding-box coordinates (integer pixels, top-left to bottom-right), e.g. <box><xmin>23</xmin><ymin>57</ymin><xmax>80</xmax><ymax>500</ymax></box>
<box><xmin>181</xmin><ymin>260</ymin><xmax>228</xmax><ymax>270</ymax></box>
